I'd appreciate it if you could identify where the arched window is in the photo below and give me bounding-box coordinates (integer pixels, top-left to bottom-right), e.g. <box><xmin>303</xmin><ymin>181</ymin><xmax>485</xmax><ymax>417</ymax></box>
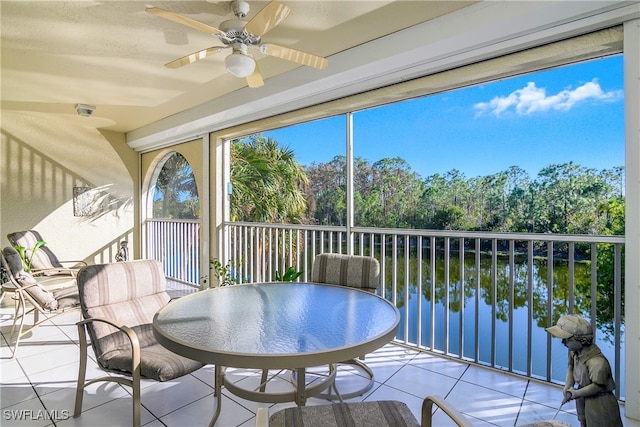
<box><xmin>151</xmin><ymin>152</ymin><xmax>199</xmax><ymax>219</ymax></box>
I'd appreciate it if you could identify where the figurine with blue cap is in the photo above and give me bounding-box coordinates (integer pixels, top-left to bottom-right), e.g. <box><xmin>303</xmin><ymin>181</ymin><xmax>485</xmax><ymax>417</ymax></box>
<box><xmin>546</xmin><ymin>314</ymin><xmax>623</xmax><ymax>427</ymax></box>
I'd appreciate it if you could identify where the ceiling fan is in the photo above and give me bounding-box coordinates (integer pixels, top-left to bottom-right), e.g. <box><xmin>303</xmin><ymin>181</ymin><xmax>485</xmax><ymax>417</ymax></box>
<box><xmin>146</xmin><ymin>0</ymin><xmax>329</xmax><ymax>88</ymax></box>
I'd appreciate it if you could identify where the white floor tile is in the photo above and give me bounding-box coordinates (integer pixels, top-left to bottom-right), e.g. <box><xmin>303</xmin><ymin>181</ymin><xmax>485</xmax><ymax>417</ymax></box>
<box><xmin>1</xmin><ymin>357</ymin><xmax>29</xmax><ymax>384</ymax></box>
<box><xmin>408</xmin><ymin>351</ymin><xmax>469</xmax><ymax>379</ymax></box>
<box><xmin>447</xmin><ymin>380</ymin><xmax>523</xmax><ymax>426</ymax></box>
<box><xmin>55</xmin><ymin>396</ymin><xmax>156</xmax><ymax>427</ymax></box>
<box><xmin>1</xmin><ymin>382</ymin><xmax>39</xmax><ymax>410</ymax></box>
<box><xmin>3</xmin><ymin>312</ymin><xmax>635</xmax><ymax>427</ymax></box>
<box><xmin>41</xmin><ymin>380</ymin><xmax>129</xmax><ymax>416</ymax></box>
<box><xmin>385</xmin><ymin>363</ymin><xmax>459</xmax><ymax>399</ymax></box>
<box><xmin>460</xmin><ymin>365</ymin><xmax>529</xmax><ymax>398</ymax></box>
<box><xmin>0</xmin><ymin>396</ymin><xmax>55</xmax><ymax>427</ymax></box>
<box><xmin>159</xmin><ymin>392</ymin><xmax>253</xmax><ymax>427</ymax></box>
<box><xmin>140</xmin><ymin>374</ymin><xmax>214</xmax><ymax>418</ymax></box>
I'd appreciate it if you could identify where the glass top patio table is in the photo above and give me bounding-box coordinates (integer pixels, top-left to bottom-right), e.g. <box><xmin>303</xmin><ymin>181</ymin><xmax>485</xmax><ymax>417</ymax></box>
<box><xmin>153</xmin><ymin>281</ymin><xmax>400</xmax><ymax>370</ymax></box>
<box><xmin>153</xmin><ymin>282</ymin><xmax>400</xmax><ymax>425</ymax></box>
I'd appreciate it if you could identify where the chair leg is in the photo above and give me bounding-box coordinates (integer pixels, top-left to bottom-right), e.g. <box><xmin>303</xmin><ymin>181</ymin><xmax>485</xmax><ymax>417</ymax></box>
<box><xmin>132</xmin><ymin>376</ymin><xmax>140</xmax><ymax>427</ymax></box>
<box><xmin>132</xmin><ymin>343</ymin><xmax>141</xmax><ymax>427</ymax></box>
<box><xmin>74</xmin><ymin>323</ymin><xmax>88</xmax><ymax>418</ymax></box>
<box><xmin>10</xmin><ymin>297</ymin><xmax>29</xmax><ymax>359</ymax></box>
<box><xmin>9</xmin><ymin>297</ymin><xmax>24</xmax><ymax>337</ymax></box>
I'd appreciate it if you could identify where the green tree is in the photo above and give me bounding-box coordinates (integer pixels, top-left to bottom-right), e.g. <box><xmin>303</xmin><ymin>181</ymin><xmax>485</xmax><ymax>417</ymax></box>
<box><xmin>153</xmin><ymin>152</ymin><xmax>199</xmax><ymax>219</ymax></box>
<box><xmin>230</xmin><ymin>135</ymin><xmax>309</xmax><ymax>223</ymax></box>
<box><xmin>365</xmin><ymin>157</ymin><xmax>425</xmax><ymax>228</ymax></box>
<box><xmin>304</xmin><ymin>156</ymin><xmax>347</xmax><ymax>225</ymax></box>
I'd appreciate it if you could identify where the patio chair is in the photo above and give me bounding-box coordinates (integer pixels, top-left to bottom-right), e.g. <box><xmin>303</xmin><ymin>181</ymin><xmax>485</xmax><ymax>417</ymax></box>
<box><xmin>309</xmin><ymin>252</ymin><xmax>380</xmax><ymax>400</ymax></box>
<box><xmin>260</xmin><ymin>395</ymin><xmax>572</xmax><ymax>427</ymax></box>
<box><xmin>0</xmin><ymin>246</ymin><xmax>80</xmax><ymax>359</ymax></box>
<box><xmin>7</xmin><ymin>230</ymin><xmax>87</xmax><ymax>277</ymax></box>
<box><xmin>311</xmin><ymin>252</ymin><xmax>380</xmax><ymax>293</ymax></box>
<box><xmin>73</xmin><ymin>259</ymin><xmax>205</xmax><ymax>427</ymax></box>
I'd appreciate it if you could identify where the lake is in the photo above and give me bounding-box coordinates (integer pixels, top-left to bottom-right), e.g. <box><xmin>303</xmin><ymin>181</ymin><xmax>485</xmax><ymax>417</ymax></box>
<box><xmin>382</xmin><ymin>250</ymin><xmax>625</xmax><ymax>397</ymax></box>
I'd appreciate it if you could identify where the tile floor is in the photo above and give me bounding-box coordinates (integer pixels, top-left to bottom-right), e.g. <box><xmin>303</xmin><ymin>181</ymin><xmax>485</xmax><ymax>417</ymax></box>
<box><xmin>1</xmin><ymin>302</ymin><xmax>636</xmax><ymax>427</ymax></box>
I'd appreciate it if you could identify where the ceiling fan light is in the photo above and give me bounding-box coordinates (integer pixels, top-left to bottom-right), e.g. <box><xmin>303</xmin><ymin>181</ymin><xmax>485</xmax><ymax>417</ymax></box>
<box><xmin>225</xmin><ymin>52</ymin><xmax>255</xmax><ymax>78</ymax></box>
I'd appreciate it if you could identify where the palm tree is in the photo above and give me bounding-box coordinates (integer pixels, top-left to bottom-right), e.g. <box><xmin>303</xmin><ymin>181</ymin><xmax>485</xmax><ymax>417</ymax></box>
<box><xmin>230</xmin><ymin>135</ymin><xmax>309</xmax><ymax>223</ymax></box>
<box><xmin>229</xmin><ymin>135</ymin><xmax>310</xmax><ymax>282</ymax></box>
<box><xmin>153</xmin><ymin>152</ymin><xmax>199</xmax><ymax>219</ymax></box>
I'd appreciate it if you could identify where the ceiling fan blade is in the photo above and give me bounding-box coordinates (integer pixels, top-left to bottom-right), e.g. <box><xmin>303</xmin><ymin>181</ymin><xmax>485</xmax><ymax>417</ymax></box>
<box><xmin>165</xmin><ymin>47</ymin><xmax>227</xmax><ymax>69</ymax></box>
<box><xmin>246</xmin><ymin>66</ymin><xmax>264</xmax><ymax>88</ymax></box>
<box><xmin>245</xmin><ymin>1</ymin><xmax>291</xmax><ymax>37</ymax></box>
<box><xmin>146</xmin><ymin>7</ymin><xmax>224</xmax><ymax>36</ymax></box>
<box><xmin>260</xmin><ymin>44</ymin><xmax>328</xmax><ymax>70</ymax></box>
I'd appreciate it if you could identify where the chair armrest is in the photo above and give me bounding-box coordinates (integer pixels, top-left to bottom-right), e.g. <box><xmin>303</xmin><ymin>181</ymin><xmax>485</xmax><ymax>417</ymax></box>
<box><xmin>77</xmin><ymin>317</ymin><xmax>141</xmax><ymax>374</ymax></box>
<box><xmin>59</xmin><ymin>260</ymin><xmax>88</xmax><ymax>267</ymax></box>
<box><xmin>32</xmin><ymin>267</ymin><xmax>78</xmax><ymax>277</ymax></box>
<box><xmin>255</xmin><ymin>407</ymin><xmax>269</xmax><ymax>427</ymax></box>
<box><xmin>421</xmin><ymin>395</ymin><xmax>473</xmax><ymax>427</ymax></box>
<box><xmin>19</xmin><ymin>275</ymin><xmax>76</xmax><ymax>290</ymax></box>
<box><xmin>77</xmin><ymin>317</ymin><xmax>140</xmax><ymax>349</ymax></box>
<box><xmin>16</xmin><ymin>277</ymin><xmax>69</xmax><ymax>291</ymax></box>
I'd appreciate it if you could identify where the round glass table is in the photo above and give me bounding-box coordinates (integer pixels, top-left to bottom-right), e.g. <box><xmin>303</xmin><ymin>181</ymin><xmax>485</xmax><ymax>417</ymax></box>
<box><xmin>153</xmin><ymin>282</ymin><xmax>400</xmax><ymax>426</ymax></box>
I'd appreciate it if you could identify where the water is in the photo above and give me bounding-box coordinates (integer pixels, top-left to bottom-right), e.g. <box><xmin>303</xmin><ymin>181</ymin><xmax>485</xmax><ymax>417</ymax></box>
<box><xmin>386</xmin><ymin>250</ymin><xmax>625</xmax><ymax>398</ymax></box>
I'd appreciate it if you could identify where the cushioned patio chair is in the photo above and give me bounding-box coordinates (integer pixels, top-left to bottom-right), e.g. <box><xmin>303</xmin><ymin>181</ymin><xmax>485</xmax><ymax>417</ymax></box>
<box><xmin>260</xmin><ymin>395</ymin><xmax>571</xmax><ymax>427</ymax></box>
<box><xmin>308</xmin><ymin>252</ymin><xmax>380</xmax><ymax>400</ymax></box>
<box><xmin>1</xmin><ymin>246</ymin><xmax>80</xmax><ymax>358</ymax></box>
<box><xmin>7</xmin><ymin>230</ymin><xmax>87</xmax><ymax>277</ymax></box>
<box><xmin>311</xmin><ymin>252</ymin><xmax>380</xmax><ymax>293</ymax></box>
<box><xmin>73</xmin><ymin>259</ymin><xmax>205</xmax><ymax>427</ymax></box>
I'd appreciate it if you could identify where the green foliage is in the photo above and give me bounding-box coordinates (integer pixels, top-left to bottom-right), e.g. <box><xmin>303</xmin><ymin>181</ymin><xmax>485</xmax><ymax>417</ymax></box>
<box><xmin>274</xmin><ymin>266</ymin><xmax>303</xmax><ymax>282</ymax></box>
<box><xmin>303</xmin><ymin>156</ymin><xmax>624</xmax><ymax>236</ymax></box>
<box><xmin>208</xmin><ymin>258</ymin><xmax>244</xmax><ymax>287</ymax></box>
<box><xmin>228</xmin><ymin>134</ymin><xmax>625</xmax><ymax>237</ymax></box>
<box><xmin>14</xmin><ymin>241</ymin><xmax>46</xmax><ymax>273</ymax></box>
<box><xmin>153</xmin><ymin>152</ymin><xmax>199</xmax><ymax>219</ymax></box>
<box><xmin>230</xmin><ymin>135</ymin><xmax>309</xmax><ymax>223</ymax></box>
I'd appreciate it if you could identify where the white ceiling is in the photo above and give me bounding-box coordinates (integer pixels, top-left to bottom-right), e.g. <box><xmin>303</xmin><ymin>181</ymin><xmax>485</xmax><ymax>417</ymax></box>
<box><xmin>1</xmin><ymin>1</ymin><xmax>637</xmax><ymax>151</ymax></box>
<box><xmin>0</xmin><ymin>1</ymin><xmax>474</xmax><ymax>133</ymax></box>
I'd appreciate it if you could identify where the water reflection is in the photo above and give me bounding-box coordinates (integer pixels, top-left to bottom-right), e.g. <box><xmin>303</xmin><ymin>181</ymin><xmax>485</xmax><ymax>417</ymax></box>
<box><xmin>383</xmin><ymin>249</ymin><xmax>625</xmax><ymax>396</ymax></box>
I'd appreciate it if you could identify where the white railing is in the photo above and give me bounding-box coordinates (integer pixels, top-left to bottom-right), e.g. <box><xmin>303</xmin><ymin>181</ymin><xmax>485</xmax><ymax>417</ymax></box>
<box><xmin>145</xmin><ymin>219</ymin><xmax>201</xmax><ymax>288</ymax></box>
<box><xmin>142</xmin><ymin>218</ymin><xmax>625</xmax><ymax>398</ymax></box>
<box><xmin>223</xmin><ymin>221</ymin><xmax>626</xmax><ymax>399</ymax></box>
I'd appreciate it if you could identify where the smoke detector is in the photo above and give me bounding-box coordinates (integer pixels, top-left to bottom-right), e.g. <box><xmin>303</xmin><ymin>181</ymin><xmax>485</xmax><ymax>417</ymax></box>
<box><xmin>75</xmin><ymin>104</ymin><xmax>96</xmax><ymax>117</ymax></box>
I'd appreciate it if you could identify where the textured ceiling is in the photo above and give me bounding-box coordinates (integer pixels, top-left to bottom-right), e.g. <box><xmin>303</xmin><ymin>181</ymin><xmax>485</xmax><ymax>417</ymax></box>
<box><xmin>0</xmin><ymin>1</ymin><xmax>474</xmax><ymax>133</ymax></box>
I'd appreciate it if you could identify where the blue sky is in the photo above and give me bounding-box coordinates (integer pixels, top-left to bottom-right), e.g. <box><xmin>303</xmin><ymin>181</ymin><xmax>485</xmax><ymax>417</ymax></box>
<box><xmin>264</xmin><ymin>55</ymin><xmax>624</xmax><ymax>179</ymax></box>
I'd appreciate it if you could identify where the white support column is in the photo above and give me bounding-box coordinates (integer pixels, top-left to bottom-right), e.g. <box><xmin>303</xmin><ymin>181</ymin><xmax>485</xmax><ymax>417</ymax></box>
<box><xmin>346</xmin><ymin>112</ymin><xmax>354</xmax><ymax>255</ymax></box>
<box><xmin>624</xmin><ymin>17</ymin><xmax>640</xmax><ymax>422</ymax></box>
<box><xmin>200</xmin><ymin>134</ymin><xmax>210</xmax><ymax>290</ymax></box>
<box><xmin>209</xmin><ymin>133</ymin><xmax>228</xmax><ymax>287</ymax></box>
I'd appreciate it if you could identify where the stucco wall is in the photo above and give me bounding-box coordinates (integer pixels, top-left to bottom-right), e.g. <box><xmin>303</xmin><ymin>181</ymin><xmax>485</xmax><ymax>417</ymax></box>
<box><xmin>0</xmin><ymin>112</ymin><xmax>137</xmax><ymax>264</ymax></box>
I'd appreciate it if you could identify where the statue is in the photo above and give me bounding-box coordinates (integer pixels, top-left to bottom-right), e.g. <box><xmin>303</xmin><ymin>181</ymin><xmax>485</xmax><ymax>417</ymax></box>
<box><xmin>546</xmin><ymin>314</ymin><xmax>623</xmax><ymax>427</ymax></box>
<box><xmin>115</xmin><ymin>240</ymin><xmax>129</xmax><ymax>262</ymax></box>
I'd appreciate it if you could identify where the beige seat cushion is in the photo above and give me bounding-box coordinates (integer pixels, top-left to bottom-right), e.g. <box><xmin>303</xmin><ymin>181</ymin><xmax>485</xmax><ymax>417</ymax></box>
<box><xmin>2</xmin><ymin>246</ymin><xmax>78</xmax><ymax>310</ymax></box>
<box><xmin>311</xmin><ymin>253</ymin><xmax>379</xmax><ymax>292</ymax></box>
<box><xmin>77</xmin><ymin>260</ymin><xmax>204</xmax><ymax>381</ymax></box>
<box><xmin>7</xmin><ymin>230</ymin><xmax>64</xmax><ymax>270</ymax></box>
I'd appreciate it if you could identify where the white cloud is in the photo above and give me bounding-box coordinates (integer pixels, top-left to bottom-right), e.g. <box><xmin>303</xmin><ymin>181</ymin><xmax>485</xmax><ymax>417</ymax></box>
<box><xmin>474</xmin><ymin>79</ymin><xmax>621</xmax><ymax>117</ymax></box>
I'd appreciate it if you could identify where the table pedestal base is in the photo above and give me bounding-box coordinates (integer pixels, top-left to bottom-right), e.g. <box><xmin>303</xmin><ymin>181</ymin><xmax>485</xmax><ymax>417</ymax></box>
<box><xmin>224</xmin><ymin>364</ymin><xmax>336</xmax><ymax>404</ymax></box>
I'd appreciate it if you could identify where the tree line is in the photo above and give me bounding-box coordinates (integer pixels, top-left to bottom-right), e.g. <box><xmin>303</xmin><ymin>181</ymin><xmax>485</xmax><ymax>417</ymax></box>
<box><xmin>231</xmin><ymin>135</ymin><xmax>625</xmax><ymax>237</ymax></box>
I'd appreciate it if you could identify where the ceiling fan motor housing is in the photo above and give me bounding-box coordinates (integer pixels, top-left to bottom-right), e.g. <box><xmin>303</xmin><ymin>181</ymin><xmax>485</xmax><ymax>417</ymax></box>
<box><xmin>231</xmin><ymin>1</ymin><xmax>250</xmax><ymax>18</ymax></box>
<box><xmin>219</xmin><ymin>19</ymin><xmax>260</xmax><ymax>46</ymax></box>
